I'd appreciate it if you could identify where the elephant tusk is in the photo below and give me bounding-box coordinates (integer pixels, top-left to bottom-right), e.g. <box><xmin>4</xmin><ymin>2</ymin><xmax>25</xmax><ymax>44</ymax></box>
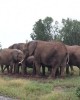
<box><xmin>19</xmin><ymin>60</ymin><xmax>23</xmax><ymax>64</ymax></box>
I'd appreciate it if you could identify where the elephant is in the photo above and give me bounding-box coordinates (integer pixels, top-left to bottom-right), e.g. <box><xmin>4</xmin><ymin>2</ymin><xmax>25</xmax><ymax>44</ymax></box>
<box><xmin>2</xmin><ymin>43</ymin><xmax>26</xmax><ymax>73</ymax></box>
<box><xmin>23</xmin><ymin>40</ymin><xmax>68</xmax><ymax>78</ymax></box>
<box><xmin>9</xmin><ymin>42</ymin><xmax>36</xmax><ymax>75</ymax></box>
<box><xmin>1</xmin><ymin>65</ymin><xmax>9</xmax><ymax>73</ymax></box>
<box><xmin>21</xmin><ymin>56</ymin><xmax>36</xmax><ymax>75</ymax></box>
<box><xmin>65</xmin><ymin>45</ymin><xmax>80</xmax><ymax>75</ymax></box>
<box><xmin>21</xmin><ymin>55</ymin><xmax>53</xmax><ymax>76</ymax></box>
<box><xmin>0</xmin><ymin>48</ymin><xmax>24</xmax><ymax>74</ymax></box>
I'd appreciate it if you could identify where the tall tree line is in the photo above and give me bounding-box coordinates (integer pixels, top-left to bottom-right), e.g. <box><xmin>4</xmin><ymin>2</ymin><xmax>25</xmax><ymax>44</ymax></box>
<box><xmin>30</xmin><ymin>17</ymin><xmax>80</xmax><ymax>45</ymax></box>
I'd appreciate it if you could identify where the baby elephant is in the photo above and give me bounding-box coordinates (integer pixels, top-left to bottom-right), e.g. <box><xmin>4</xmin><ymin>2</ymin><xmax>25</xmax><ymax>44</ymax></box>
<box><xmin>21</xmin><ymin>56</ymin><xmax>36</xmax><ymax>75</ymax></box>
<box><xmin>0</xmin><ymin>48</ymin><xmax>24</xmax><ymax>74</ymax></box>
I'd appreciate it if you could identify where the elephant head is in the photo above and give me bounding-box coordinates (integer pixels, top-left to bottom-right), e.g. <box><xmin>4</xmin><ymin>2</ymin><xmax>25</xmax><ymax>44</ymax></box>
<box><xmin>9</xmin><ymin>43</ymin><xmax>25</xmax><ymax>52</ymax></box>
<box><xmin>23</xmin><ymin>41</ymin><xmax>37</xmax><ymax>57</ymax></box>
<box><xmin>12</xmin><ymin>49</ymin><xmax>24</xmax><ymax>62</ymax></box>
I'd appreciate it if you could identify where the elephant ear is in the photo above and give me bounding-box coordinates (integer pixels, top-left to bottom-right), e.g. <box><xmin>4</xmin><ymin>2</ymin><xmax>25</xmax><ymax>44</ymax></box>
<box><xmin>28</xmin><ymin>41</ymin><xmax>37</xmax><ymax>56</ymax></box>
<box><xmin>12</xmin><ymin>50</ymin><xmax>18</xmax><ymax>61</ymax></box>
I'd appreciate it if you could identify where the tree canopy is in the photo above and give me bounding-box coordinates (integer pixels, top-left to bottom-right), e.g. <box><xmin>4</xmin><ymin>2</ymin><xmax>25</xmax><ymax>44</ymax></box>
<box><xmin>30</xmin><ymin>17</ymin><xmax>54</xmax><ymax>41</ymax></box>
<box><xmin>30</xmin><ymin>17</ymin><xmax>80</xmax><ymax>45</ymax></box>
<box><xmin>59</xmin><ymin>18</ymin><xmax>80</xmax><ymax>45</ymax></box>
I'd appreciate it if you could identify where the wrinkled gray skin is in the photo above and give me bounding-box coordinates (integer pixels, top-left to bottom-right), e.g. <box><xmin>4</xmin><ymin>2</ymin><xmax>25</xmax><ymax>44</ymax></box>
<box><xmin>21</xmin><ymin>56</ymin><xmax>50</xmax><ymax>76</ymax></box>
<box><xmin>0</xmin><ymin>48</ymin><xmax>24</xmax><ymax>73</ymax></box>
<box><xmin>22</xmin><ymin>55</ymin><xmax>51</xmax><ymax>76</ymax></box>
<box><xmin>22</xmin><ymin>56</ymin><xmax>36</xmax><ymax>75</ymax></box>
<box><xmin>8</xmin><ymin>42</ymin><xmax>36</xmax><ymax>74</ymax></box>
<box><xmin>23</xmin><ymin>40</ymin><xmax>68</xmax><ymax>78</ymax></box>
<box><xmin>8</xmin><ymin>43</ymin><xmax>25</xmax><ymax>52</ymax></box>
<box><xmin>66</xmin><ymin>45</ymin><xmax>80</xmax><ymax>75</ymax></box>
<box><xmin>2</xmin><ymin>43</ymin><xmax>26</xmax><ymax>73</ymax></box>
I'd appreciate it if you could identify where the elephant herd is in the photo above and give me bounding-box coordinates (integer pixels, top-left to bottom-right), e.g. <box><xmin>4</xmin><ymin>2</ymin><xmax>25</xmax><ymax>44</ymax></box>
<box><xmin>0</xmin><ymin>40</ymin><xmax>80</xmax><ymax>79</ymax></box>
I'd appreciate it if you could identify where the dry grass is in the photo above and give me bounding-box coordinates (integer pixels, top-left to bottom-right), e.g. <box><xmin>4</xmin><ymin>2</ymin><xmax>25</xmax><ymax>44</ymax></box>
<box><xmin>0</xmin><ymin>67</ymin><xmax>79</xmax><ymax>100</ymax></box>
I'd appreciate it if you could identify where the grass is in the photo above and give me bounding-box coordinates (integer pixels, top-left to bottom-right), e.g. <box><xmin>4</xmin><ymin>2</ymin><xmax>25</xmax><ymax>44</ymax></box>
<box><xmin>0</xmin><ymin>67</ymin><xmax>79</xmax><ymax>100</ymax></box>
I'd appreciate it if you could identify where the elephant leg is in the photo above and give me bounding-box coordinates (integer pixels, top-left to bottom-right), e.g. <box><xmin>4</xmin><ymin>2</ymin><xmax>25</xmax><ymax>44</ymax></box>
<box><xmin>49</xmin><ymin>60</ymin><xmax>59</xmax><ymax>78</ymax></box>
<box><xmin>9</xmin><ymin>62</ymin><xmax>14</xmax><ymax>73</ymax></box>
<box><xmin>14</xmin><ymin>63</ymin><xmax>19</xmax><ymax>74</ymax></box>
<box><xmin>9</xmin><ymin>66</ymin><xmax>13</xmax><ymax>73</ymax></box>
<box><xmin>48</xmin><ymin>67</ymin><xmax>51</xmax><ymax>72</ymax></box>
<box><xmin>60</xmin><ymin>55</ymin><xmax>68</xmax><ymax>78</ymax></box>
<box><xmin>66</xmin><ymin>64</ymin><xmax>70</xmax><ymax>75</ymax></box>
<box><xmin>3</xmin><ymin>65</ymin><xmax>9</xmax><ymax>73</ymax></box>
<box><xmin>2</xmin><ymin>65</ymin><xmax>9</xmax><ymax>73</ymax></box>
<box><xmin>47</xmin><ymin>67</ymin><xmax>52</xmax><ymax>75</ymax></box>
<box><xmin>6</xmin><ymin>65</ymin><xmax>9</xmax><ymax>73</ymax></box>
<box><xmin>3</xmin><ymin>65</ymin><xmax>7</xmax><ymax>72</ymax></box>
<box><xmin>33</xmin><ymin>65</ymin><xmax>36</xmax><ymax>75</ymax></box>
<box><xmin>60</xmin><ymin>66</ymin><xmax>65</xmax><ymax>78</ymax></box>
<box><xmin>22</xmin><ymin>63</ymin><xmax>27</xmax><ymax>75</ymax></box>
<box><xmin>35</xmin><ymin>61</ymin><xmax>41</xmax><ymax>77</ymax></box>
<box><xmin>55</xmin><ymin>67</ymin><xmax>60</xmax><ymax>77</ymax></box>
<box><xmin>1</xmin><ymin>65</ymin><xmax>4</xmax><ymax>73</ymax></box>
<box><xmin>50</xmin><ymin>66</ymin><xmax>58</xmax><ymax>79</ymax></box>
<box><xmin>60</xmin><ymin>62</ymin><xmax>66</xmax><ymax>78</ymax></box>
<box><xmin>42</xmin><ymin>65</ymin><xmax>45</xmax><ymax>76</ymax></box>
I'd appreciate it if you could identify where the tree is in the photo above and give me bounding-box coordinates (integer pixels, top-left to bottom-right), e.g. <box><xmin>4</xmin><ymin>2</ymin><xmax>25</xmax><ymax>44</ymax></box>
<box><xmin>59</xmin><ymin>18</ymin><xmax>80</xmax><ymax>45</ymax></box>
<box><xmin>30</xmin><ymin>19</ymin><xmax>45</xmax><ymax>40</ymax></box>
<box><xmin>53</xmin><ymin>21</ymin><xmax>62</xmax><ymax>41</ymax></box>
<box><xmin>43</xmin><ymin>17</ymin><xmax>53</xmax><ymax>38</ymax></box>
<box><xmin>30</xmin><ymin>17</ymin><xmax>53</xmax><ymax>41</ymax></box>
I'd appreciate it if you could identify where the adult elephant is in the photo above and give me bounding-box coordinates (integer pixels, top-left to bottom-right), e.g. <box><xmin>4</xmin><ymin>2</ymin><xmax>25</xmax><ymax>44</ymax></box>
<box><xmin>0</xmin><ymin>48</ymin><xmax>24</xmax><ymax>74</ymax></box>
<box><xmin>65</xmin><ymin>45</ymin><xmax>80</xmax><ymax>75</ymax></box>
<box><xmin>23</xmin><ymin>40</ymin><xmax>68</xmax><ymax>78</ymax></box>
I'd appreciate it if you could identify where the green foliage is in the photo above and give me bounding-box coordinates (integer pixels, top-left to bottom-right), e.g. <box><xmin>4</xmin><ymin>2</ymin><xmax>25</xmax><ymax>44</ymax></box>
<box><xmin>30</xmin><ymin>17</ymin><xmax>80</xmax><ymax>45</ymax></box>
<box><xmin>30</xmin><ymin>17</ymin><xmax>54</xmax><ymax>41</ymax></box>
<box><xmin>31</xmin><ymin>19</ymin><xmax>46</xmax><ymax>40</ymax></box>
<box><xmin>59</xmin><ymin>18</ymin><xmax>80</xmax><ymax>45</ymax></box>
<box><xmin>76</xmin><ymin>86</ymin><xmax>80</xmax><ymax>98</ymax></box>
